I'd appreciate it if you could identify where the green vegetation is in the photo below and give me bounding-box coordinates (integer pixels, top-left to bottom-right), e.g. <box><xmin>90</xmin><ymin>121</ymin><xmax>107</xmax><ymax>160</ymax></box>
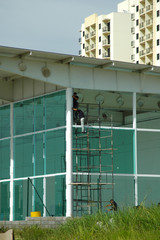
<box><xmin>12</xmin><ymin>206</ymin><xmax>160</xmax><ymax>239</ymax></box>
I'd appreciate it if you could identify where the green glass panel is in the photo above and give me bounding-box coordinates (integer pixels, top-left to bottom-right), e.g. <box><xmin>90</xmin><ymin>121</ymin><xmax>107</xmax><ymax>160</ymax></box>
<box><xmin>73</xmin><ymin>128</ymin><xmax>113</xmax><ymax>174</ymax></box>
<box><xmin>34</xmin><ymin>178</ymin><xmax>43</xmax><ymax>216</ymax></box>
<box><xmin>114</xmin><ymin>176</ymin><xmax>134</xmax><ymax>208</ymax></box>
<box><xmin>14</xmin><ymin>135</ymin><xmax>33</xmax><ymax>178</ymax></box>
<box><xmin>0</xmin><ymin>105</ymin><xmax>10</xmax><ymax>138</ymax></box>
<box><xmin>34</xmin><ymin>97</ymin><xmax>44</xmax><ymax>132</ymax></box>
<box><xmin>46</xmin><ymin>176</ymin><xmax>65</xmax><ymax>216</ymax></box>
<box><xmin>73</xmin><ymin>175</ymin><xmax>134</xmax><ymax>216</ymax></box>
<box><xmin>0</xmin><ymin>182</ymin><xmax>10</xmax><ymax>220</ymax></box>
<box><xmin>45</xmin><ymin>91</ymin><xmax>66</xmax><ymax>129</ymax></box>
<box><xmin>138</xmin><ymin>177</ymin><xmax>160</xmax><ymax>206</ymax></box>
<box><xmin>14</xmin><ymin>180</ymin><xmax>32</xmax><ymax>220</ymax></box>
<box><xmin>46</xmin><ymin>129</ymin><xmax>65</xmax><ymax>174</ymax></box>
<box><xmin>73</xmin><ymin>128</ymin><xmax>133</xmax><ymax>174</ymax></box>
<box><xmin>136</xmin><ymin>93</ymin><xmax>160</xmax><ymax>130</ymax></box>
<box><xmin>73</xmin><ymin>174</ymin><xmax>113</xmax><ymax>216</ymax></box>
<box><xmin>0</xmin><ymin>140</ymin><xmax>10</xmax><ymax>180</ymax></box>
<box><xmin>14</xmin><ymin>99</ymin><xmax>33</xmax><ymax>135</ymax></box>
<box><xmin>35</xmin><ymin>133</ymin><xmax>44</xmax><ymax>176</ymax></box>
<box><xmin>137</xmin><ymin>132</ymin><xmax>160</xmax><ymax>174</ymax></box>
<box><xmin>113</xmin><ymin>130</ymin><xmax>133</xmax><ymax>174</ymax></box>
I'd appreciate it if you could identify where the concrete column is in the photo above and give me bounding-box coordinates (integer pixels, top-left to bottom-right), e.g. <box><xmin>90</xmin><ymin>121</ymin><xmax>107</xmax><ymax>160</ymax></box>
<box><xmin>133</xmin><ymin>92</ymin><xmax>138</xmax><ymax>206</ymax></box>
<box><xmin>9</xmin><ymin>103</ymin><xmax>14</xmax><ymax>221</ymax></box>
<box><xmin>66</xmin><ymin>88</ymin><xmax>73</xmax><ymax>217</ymax></box>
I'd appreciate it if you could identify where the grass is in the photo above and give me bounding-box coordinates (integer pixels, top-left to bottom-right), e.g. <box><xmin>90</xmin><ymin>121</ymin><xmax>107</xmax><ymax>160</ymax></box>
<box><xmin>11</xmin><ymin>205</ymin><xmax>160</xmax><ymax>240</ymax></box>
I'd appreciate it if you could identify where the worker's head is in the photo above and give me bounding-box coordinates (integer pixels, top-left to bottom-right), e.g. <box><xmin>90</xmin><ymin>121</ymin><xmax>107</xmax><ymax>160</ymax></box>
<box><xmin>110</xmin><ymin>199</ymin><xmax>114</xmax><ymax>203</ymax></box>
<box><xmin>73</xmin><ymin>92</ymin><xmax>77</xmax><ymax>96</ymax></box>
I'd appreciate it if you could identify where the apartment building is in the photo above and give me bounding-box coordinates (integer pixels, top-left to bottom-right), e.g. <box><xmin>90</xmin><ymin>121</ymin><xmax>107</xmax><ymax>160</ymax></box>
<box><xmin>79</xmin><ymin>13</ymin><xmax>132</xmax><ymax>62</ymax></box>
<box><xmin>80</xmin><ymin>0</ymin><xmax>160</xmax><ymax>66</ymax></box>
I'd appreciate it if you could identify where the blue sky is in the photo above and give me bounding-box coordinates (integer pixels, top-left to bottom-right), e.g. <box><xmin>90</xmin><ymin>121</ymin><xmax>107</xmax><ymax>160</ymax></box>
<box><xmin>0</xmin><ymin>0</ymin><xmax>122</xmax><ymax>55</ymax></box>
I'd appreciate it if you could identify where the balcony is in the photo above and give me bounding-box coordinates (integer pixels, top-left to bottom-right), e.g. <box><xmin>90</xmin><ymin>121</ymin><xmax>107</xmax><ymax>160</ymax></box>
<box><xmin>102</xmin><ymin>26</ymin><xmax>110</xmax><ymax>33</ymax></box>
<box><xmin>131</xmin><ymin>13</ymin><xmax>135</xmax><ymax>20</ymax></box>
<box><xmin>90</xmin><ymin>43</ymin><xmax>96</xmax><ymax>50</ymax></box>
<box><xmin>146</xmin><ymin>33</ymin><xmax>153</xmax><ymax>41</ymax></box>
<box><xmin>131</xmin><ymin>54</ymin><xmax>135</xmax><ymax>61</ymax></box>
<box><xmin>85</xmin><ymin>46</ymin><xmax>90</xmax><ymax>52</ymax></box>
<box><xmin>140</xmin><ymin>50</ymin><xmax>145</xmax><ymax>56</ymax></box>
<box><xmin>102</xmin><ymin>39</ymin><xmax>110</xmax><ymax>46</ymax></box>
<box><xmin>85</xmin><ymin>34</ymin><xmax>89</xmax><ymax>40</ymax></box>
<box><xmin>146</xmin><ymin>4</ymin><xmax>153</xmax><ymax>12</ymax></box>
<box><xmin>146</xmin><ymin>47</ymin><xmax>153</xmax><ymax>55</ymax></box>
<box><xmin>139</xmin><ymin>36</ymin><xmax>145</xmax><ymax>43</ymax></box>
<box><xmin>102</xmin><ymin>52</ymin><xmax>110</xmax><ymax>58</ymax></box>
<box><xmin>139</xmin><ymin>8</ymin><xmax>145</xmax><ymax>15</ymax></box>
<box><xmin>139</xmin><ymin>22</ymin><xmax>145</xmax><ymax>29</ymax></box>
<box><xmin>79</xmin><ymin>38</ymin><xmax>82</xmax><ymax>43</ymax></box>
<box><xmin>146</xmin><ymin>19</ymin><xmax>153</xmax><ymax>27</ymax></box>
<box><xmin>131</xmin><ymin>41</ymin><xmax>135</xmax><ymax>47</ymax></box>
<box><xmin>131</xmin><ymin>27</ymin><xmax>135</xmax><ymax>34</ymax></box>
<box><xmin>90</xmin><ymin>31</ymin><xmax>96</xmax><ymax>38</ymax></box>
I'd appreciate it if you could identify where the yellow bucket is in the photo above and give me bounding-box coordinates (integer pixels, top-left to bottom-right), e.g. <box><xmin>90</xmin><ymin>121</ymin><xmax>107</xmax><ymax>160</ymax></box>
<box><xmin>30</xmin><ymin>211</ymin><xmax>41</xmax><ymax>217</ymax></box>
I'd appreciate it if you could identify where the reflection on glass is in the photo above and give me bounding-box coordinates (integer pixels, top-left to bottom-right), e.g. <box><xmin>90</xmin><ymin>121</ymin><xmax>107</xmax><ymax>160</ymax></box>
<box><xmin>137</xmin><ymin>131</ymin><xmax>160</xmax><ymax>174</ymax></box>
<box><xmin>137</xmin><ymin>93</ymin><xmax>160</xmax><ymax>129</ymax></box>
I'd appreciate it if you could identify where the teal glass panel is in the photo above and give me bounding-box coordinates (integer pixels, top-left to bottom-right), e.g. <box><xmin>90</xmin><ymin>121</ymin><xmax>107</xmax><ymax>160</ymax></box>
<box><xmin>72</xmin><ymin>175</ymin><xmax>134</xmax><ymax>216</ymax></box>
<box><xmin>73</xmin><ymin>128</ymin><xmax>133</xmax><ymax>174</ymax></box>
<box><xmin>35</xmin><ymin>133</ymin><xmax>44</xmax><ymax>176</ymax></box>
<box><xmin>0</xmin><ymin>140</ymin><xmax>10</xmax><ymax>180</ymax></box>
<box><xmin>34</xmin><ymin>97</ymin><xmax>44</xmax><ymax>132</ymax></box>
<box><xmin>46</xmin><ymin>129</ymin><xmax>65</xmax><ymax>174</ymax></box>
<box><xmin>46</xmin><ymin>175</ymin><xmax>66</xmax><ymax>216</ymax></box>
<box><xmin>34</xmin><ymin>178</ymin><xmax>43</xmax><ymax>216</ymax></box>
<box><xmin>73</xmin><ymin>174</ymin><xmax>113</xmax><ymax>216</ymax></box>
<box><xmin>136</xmin><ymin>93</ymin><xmax>160</xmax><ymax>130</ymax></box>
<box><xmin>0</xmin><ymin>182</ymin><xmax>10</xmax><ymax>220</ymax></box>
<box><xmin>138</xmin><ymin>177</ymin><xmax>160</xmax><ymax>206</ymax></box>
<box><xmin>14</xmin><ymin>99</ymin><xmax>33</xmax><ymax>135</ymax></box>
<box><xmin>0</xmin><ymin>105</ymin><xmax>10</xmax><ymax>138</ymax></box>
<box><xmin>14</xmin><ymin>180</ymin><xmax>32</xmax><ymax>220</ymax></box>
<box><xmin>114</xmin><ymin>176</ymin><xmax>134</xmax><ymax>208</ymax></box>
<box><xmin>137</xmin><ymin>131</ymin><xmax>160</xmax><ymax>174</ymax></box>
<box><xmin>113</xmin><ymin>130</ymin><xmax>133</xmax><ymax>174</ymax></box>
<box><xmin>14</xmin><ymin>135</ymin><xmax>33</xmax><ymax>178</ymax></box>
<box><xmin>45</xmin><ymin>91</ymin><xmax>66</xmax><ymax>129</ymax></box>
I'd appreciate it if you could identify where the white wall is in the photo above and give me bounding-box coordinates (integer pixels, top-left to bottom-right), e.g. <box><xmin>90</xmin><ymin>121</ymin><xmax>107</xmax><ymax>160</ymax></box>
<box><xmin>109</xmin><ymin>12</ymin><xmax>132</xmax><ymax>62</ymax></box>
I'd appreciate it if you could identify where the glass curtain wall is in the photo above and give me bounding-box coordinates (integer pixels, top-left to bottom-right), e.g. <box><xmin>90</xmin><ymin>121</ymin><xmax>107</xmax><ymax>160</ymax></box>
<box><xmin>137</xmin><ymin>93</ymin><xmax>160</xmax><ymax>206</ymax></box>
<box><xmin>72</xmin><ymin>90</ymin><xmax>134</xmax><ymax>216</ymax></box>
<box><xmin>0</xmin><ymin>90</ymin><xmax>66</xmax><ymax>221</ymax></box>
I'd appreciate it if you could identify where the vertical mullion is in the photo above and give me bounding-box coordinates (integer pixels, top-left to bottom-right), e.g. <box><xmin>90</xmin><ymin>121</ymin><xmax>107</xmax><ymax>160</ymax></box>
<box><xmin>66</xmin><ymin>88</ymin><xmax>73</xmax><ymax>217</ymax></box>
<box><xmin>9</xmin><ymin>103</ymin><xmax>14</xmax><ymax>221</ymax></box>
<box><xmin>133</xmin><ymin>92</ymin><xmax>138</xmax><ymax>206</ymax></box>
<box><xmin>43</xmin><ymin>96</ymin><xmax>47</xmax><ymax>216</ymax></box>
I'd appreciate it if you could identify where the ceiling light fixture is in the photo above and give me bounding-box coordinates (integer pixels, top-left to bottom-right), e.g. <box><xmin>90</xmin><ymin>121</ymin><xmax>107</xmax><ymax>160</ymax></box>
<box><xmin>116</xmin><ymin>96</ymin><xmax>124</xmax><ymax>106</ymax></box>
<box><xmin>137</xmin><ymin>98</ymin><xmax>144</xmax><ymax>108</ymax></box>
<box><xmin>95</xmin><ymin>94</ymin><xmax>104</xmax><ymax>104</ymax></box>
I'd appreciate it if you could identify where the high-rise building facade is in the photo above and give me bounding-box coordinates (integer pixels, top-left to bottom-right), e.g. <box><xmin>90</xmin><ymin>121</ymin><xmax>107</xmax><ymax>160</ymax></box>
<box><xmin>80</xmin><ymin>0</ymin><xmax>160</xmax><ymax>66</ymax></box>
<box><xmin>79</xmin><ymin>13</ymin><xmax>132</xmax><ymax>62</ymax></box>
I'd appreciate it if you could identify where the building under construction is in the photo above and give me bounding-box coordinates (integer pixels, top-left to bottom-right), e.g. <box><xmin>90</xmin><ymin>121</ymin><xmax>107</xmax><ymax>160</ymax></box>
<box><xmin>0</xmin><ymin>46</ymin><xmax>160</xmax><ymax>220</ymax></box>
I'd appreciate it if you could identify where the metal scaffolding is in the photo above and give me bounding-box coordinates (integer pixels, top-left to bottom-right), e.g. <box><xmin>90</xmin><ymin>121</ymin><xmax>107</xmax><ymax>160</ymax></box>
<box><xmin>72</xmin><ymin>103</ymin><xmax>114</xmax><ymax>216</ymax></box>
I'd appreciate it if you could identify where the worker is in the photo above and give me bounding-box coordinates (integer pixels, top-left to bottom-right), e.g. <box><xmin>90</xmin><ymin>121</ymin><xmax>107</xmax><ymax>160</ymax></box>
<box><xmin>72</xmin><ymin>92</ymin><xmax>79</xmax><ymax>122</ymax></box>
<box><xmin>105</xmin><ymin>199</ymin><xmax>117</xmax><ymax>212</ymax></box>
<box><xmin>72</xmin><ymin>92</ymin><xmax>85</xmax><ymax>132</ymax></box>
<box><xmin>78</xmin><ymin>109</ymin><xmax>85</xmax><ymax>133</ymax></box>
